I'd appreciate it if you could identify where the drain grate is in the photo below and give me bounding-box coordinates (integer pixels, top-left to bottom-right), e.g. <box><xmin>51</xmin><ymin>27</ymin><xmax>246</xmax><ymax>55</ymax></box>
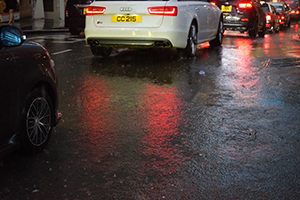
<box><xmin>268</xmin><ymin>57</ymin><xmax>300</xmax><ymax>67</ymax></box>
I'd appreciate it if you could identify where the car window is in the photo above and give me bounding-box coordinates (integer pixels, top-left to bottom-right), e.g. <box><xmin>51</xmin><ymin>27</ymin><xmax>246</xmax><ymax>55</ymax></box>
<box><xmin>270</xmin><ymin>5</ymin><xmax>276</xmax><ymax>13</ymax></box>
<box><xmin>262</xmin><ymin>4</ymin><xmax>270</xmax><ymax>12</ymax></box>
<box><xmin>273</xmin><ymin>5</ymin><xmax>284</xmax><ymax>11</ymax></box>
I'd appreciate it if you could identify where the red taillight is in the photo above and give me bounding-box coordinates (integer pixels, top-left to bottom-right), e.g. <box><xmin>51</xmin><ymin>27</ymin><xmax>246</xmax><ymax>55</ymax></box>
<box><xmin>148</xmin><ymin>6</ymin><xmax>178</xmax><ymax>16</ymax></box>
<box><xmin>296</xmin><ymin>11</ymin><xmax>300</xmax><ymax>14</ymax></box>
<box><xmin>266</xmin><ymin>15</ymin><xmax>271</xmax><ymax>21</ymax></box>
<box><xmin>238</xmin><ymin>2</ymin><xmax>253</xmax><ymax>8</ymax></box>
<box><xmin>281</xmin><ymin>16</ymin><xmax>285</xmax><ymax>20</ymax></box>
<box><xmin>65</xmin><ymin>10</ymin><xmax>69</xmax><ymax>17</ymax></box>
<box><xmin>241</xmin><ymin>18</ymin><xmax>249</xmax><ymax>21</ymax></box>
<box><xmin>210</xmin><ymin>2</ymin><xmax>216</xmax><ymax>6</ymax></box>
<box><xmin>86</xmin><ymin>6</ymin><xmax>106</xmax><ymax>15</ymax></box>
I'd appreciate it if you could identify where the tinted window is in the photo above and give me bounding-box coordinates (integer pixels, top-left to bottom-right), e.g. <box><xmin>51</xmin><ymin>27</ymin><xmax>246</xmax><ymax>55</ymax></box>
<box><xmin>262</xmin><ymin>4</ymin><xmax>270</xmax><ymax>12</ymax></box>
<box><xmin>272</xmin><ymin>5</ymin><xmax>284</xmax><ymax>11</ymax></box>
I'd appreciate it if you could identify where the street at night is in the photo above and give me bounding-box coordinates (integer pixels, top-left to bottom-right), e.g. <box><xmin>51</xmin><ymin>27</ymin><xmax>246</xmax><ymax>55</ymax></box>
<box><xmin>1</xmin><ymin>21</ymin><xmax>300</xmax><ymax>199</ymax></box>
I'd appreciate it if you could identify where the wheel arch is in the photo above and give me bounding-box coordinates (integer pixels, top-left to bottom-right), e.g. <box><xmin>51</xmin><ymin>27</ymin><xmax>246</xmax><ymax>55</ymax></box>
<box><xmin>23</xmin><ymin>81</ymin><xmax>58</xmax><ymax>124</ymax></box>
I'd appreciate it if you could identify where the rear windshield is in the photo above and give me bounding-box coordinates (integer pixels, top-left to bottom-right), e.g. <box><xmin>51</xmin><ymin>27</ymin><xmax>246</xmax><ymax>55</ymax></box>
<box><xmin>285</xmin><ymin>0</ymin><xmax>299</xmax><ymax>6</ymax></box>
<box><xmin>272</xmin><ymin>5</ymin><xmax>284</xmax><ymax>11</ymax></box>
<box><xmin>262</xmin><ymin>4</ymin><xmax>270</xmax><ymax>12</ymax></box>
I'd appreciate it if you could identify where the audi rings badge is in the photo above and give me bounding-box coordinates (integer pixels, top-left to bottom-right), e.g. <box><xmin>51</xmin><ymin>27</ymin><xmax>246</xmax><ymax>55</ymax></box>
<box><xmin>120</xmin><ymin>7</ymin><xmax>132</xmax><ymax>12</ymax></box>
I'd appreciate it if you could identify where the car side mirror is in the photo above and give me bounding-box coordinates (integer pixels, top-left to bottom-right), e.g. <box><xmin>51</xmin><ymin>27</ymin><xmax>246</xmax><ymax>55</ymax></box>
<box><xmin>0</xmin><ymin>25</ymin><xmax>26</xmax><ymax>47</ymax></box>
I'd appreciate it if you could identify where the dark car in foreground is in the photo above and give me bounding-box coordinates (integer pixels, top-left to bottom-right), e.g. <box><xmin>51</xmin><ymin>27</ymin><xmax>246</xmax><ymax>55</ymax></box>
<box><xmin>0</xmin><ymin>25</ymin><xmax>61</xmax><ymax>157</ymax></box>
<box><xmin>218</xmin><ymin>0</ymin><xmax>266</xmax><ymax>38</ymax></box>
<box><xmin>65</xmin><ymin>0</ymin><xmax>94</xmax><ymax>35</ymax></box>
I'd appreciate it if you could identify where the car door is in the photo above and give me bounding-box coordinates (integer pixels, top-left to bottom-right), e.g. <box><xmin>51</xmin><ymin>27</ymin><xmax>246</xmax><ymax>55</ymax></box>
<box><xmin>0</xmin><ymin>47</ymin><xmax>19</xmax><ymax>143</ymax></box>
<box><xmin>204</xmin><ymin>0</ymin><xmax>219</xmax><ymax>38</ymax></box>
<box><xmin>190</xmin><ymin>0</ymin><xmax>210</xmax><ymax>41</ymax></box>
<box><xmin>193</xmin><ymin>0</ymin><xmax>218</xmax><ymax>41</ymax></box>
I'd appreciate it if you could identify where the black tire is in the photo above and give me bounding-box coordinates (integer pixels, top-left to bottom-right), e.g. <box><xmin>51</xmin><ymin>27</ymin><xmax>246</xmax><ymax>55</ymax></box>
<box><xmin>258</xmin><ymin>24</ymin><xmax>265</xmax><ymax>37</ymax></box>
<box><xmin>249</xmin><ymin>20</ymin><xmax>258</xmax><ymax>38</ymax></box>
<box><xmin>20</xmin><ymin>88</ymin><xmax>54</xmax><ymax>154</ymax></box>
<box><xmin>209</xmin><ymin>18</ymin><xmax>224</xmax><ymax>47</ymax></box>
<box><xmin>178</xmin><ymin>23</ymin><xmax>197</xmax><ymax>58</ymax></box>
<box><xmin>287</xmin><ymin>19</ymin><xmax>291</xmax><ymax>27</ymax></box>
<box><xmin>69</xmin><ymin>27</ymin><xmax>81</xmax><ymax>35</ymax></box>
<box><xmin>90</xmin><ymin>45</ymin><xmax>113</xmax><ymax>57</ymax></box>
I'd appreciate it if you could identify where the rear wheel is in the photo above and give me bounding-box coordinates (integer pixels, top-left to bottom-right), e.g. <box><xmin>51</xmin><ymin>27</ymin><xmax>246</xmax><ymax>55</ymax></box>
<box><xmin>258</xmin><ymin>23</ymin><xmax>265</xmax><ymax>37</ymax></box>
<box><xmin>20</xmin><ymin>88</ymin><xmax>54</xmax><ymax>154</ymax></box>
<box><xmin>209</xmin><ymin>18</ymin><xmax>224</xmax><ymax>47</ymax></box>
<box><xmin>178</xmin><ymin>23</ymin><xmax>197</xmax><ymax>58</ymax></box>
<box><xmin>69</xmin><ymin>27</ymin><xmax>81</xmax><ymax>35</ymax></box>
<box><xmin>249</xmin><ymin>20</ymin><xmax>258</xmax><ymax>38</ymax></box>
<box><xmin>90</xmin><ymin>46</ymin><xmax>113</xmax><ymax>57</ymax></box>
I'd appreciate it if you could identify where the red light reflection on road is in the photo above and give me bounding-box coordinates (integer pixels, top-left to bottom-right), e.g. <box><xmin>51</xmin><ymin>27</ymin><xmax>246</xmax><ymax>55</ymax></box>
<box><xmin>138</xmin><ymin>84</ymin><xmax>187</xmax><ymax>194</ymax></box>
<box><xmin>76</xmin><ymin>76</ymin><xmax>114</xmax><ymax>170</ymax></box>
<box><xmin>221</xmin><ymin>38</ymin><xmax>259</xmax><ymax>104</ymax></box>
<box><xmin>233</xmin><ymin>39</ymin><xmax>258</xmax><ymax>90</ymax></box>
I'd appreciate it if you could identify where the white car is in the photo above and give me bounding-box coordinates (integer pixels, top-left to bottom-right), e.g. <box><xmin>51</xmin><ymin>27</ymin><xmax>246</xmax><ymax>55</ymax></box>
<box><xmin>85</xmin><ymin>0</ymin><xmax>223</xmax><ymax>58</ymax></box>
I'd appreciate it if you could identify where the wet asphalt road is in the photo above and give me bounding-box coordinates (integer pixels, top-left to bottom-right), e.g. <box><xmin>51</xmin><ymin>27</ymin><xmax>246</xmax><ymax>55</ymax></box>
<box><xmin>1</xmin><ymin>22</ymin><xmax>300</xmax><ymax>199</ymax></box>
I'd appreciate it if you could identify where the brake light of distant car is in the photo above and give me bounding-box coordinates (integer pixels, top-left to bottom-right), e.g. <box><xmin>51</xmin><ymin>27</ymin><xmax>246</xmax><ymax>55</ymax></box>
<box><xmin>266</xmin><ymin>15</ymin><xmax>271</xmax><ymax>21</ymax></box>
<box><xmin>241</xmin><ymin>18</ymin><xmax>249</xmax><ymax>21</ymax></box>
<box><xmin>238</xmin><ymin>2</ymin><xmax>253</xmax><ymax>8</ymax></box>
<box><xmin>148</xmin><ymin>6</ymin><xmax>178</xmax><ymax>16</ymax></box>
<box><xmin>86</xmin><ymin>6</ymin><xmax>106</xmax><ymax>15</ymax></box>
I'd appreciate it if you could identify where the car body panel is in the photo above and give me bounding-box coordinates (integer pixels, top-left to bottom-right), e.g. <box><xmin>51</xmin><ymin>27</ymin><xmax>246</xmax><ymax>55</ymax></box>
<box><xmin>0</xmin><ymin>27</ymin><xmax>60</xmax><ymax>157</ymax></box>
<box><xmin>85</xmin><ymin>0</ymin><xmax>222</xmax><ymax>49</ymax></box>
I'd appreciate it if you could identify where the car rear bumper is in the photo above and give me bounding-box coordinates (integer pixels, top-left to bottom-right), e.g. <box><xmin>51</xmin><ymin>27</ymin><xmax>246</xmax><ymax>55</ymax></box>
<box><xmin>85</xmin><ymin>28</ymin><xmax>188</xmax><ymax>49</ymax></box>
<box><xmin>224</xmin><ymin>22</ymin><xmax>253</xmax><ymax>32</ymax></box>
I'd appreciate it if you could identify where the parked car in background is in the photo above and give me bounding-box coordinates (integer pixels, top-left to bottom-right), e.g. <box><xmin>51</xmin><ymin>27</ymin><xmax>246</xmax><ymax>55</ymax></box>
<box><xmin>0</xmin><ymin>25</ymin><xmax>61</xmax><ymax>157</ymax></box>
<box><xmin>218</xmin><ymin>0</ymin><xmax>266</xmax><ymax>38</ymax></box>
<box><xmin>269</xmin><ymin>2</ymin><xmax>291</xmax><ymax>28</ymax></box>
<box><xmin>284</xmin><ymin>0</ymin><xmax>300</xmax><ymax>20</ymax></box>
<box><xmin>85</xmin><ymin>0</ymin><xmax>224</xmax><ymax>58</ymax></box>
<box><xmin>261</xmin><ymin>2</ymin><xmax>280</xmax><ymax>32</ymax></box>
<box><xmin>65</xmin><ymin>0</ymin><xmax>94</xmax><ymax>35</ymax></box>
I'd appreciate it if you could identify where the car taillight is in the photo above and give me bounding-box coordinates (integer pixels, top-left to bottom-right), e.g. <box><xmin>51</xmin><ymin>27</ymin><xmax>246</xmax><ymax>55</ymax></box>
<box><xmin>148</xmin><ymin>6</ymin><xmax>178</xmax><ymax>16</ymax></box>
<box><xmin>266</xmin><ymin>15</ymin><xmax>271</xmax><ymax>21</ymax></box>
<box><xmin>296</xmin><ymin>10</ymin><xmax>300</xmax><ymax>14</ymax></box>
<box><xmin>86</xmin><ymin>6</ymin><xmax>106</xmax><ymax>15</ymax></box>
<box><xmin>281</xmin><ymin>16</ymin><xmax>285</xmax><ymax>20</ymax></box>
<box><xmin>65</xmin><ymin>10</ymin><xmax>69</xmax><ymax>17</ymax></box>
<box><xmin>210</xmin><ymin>2</ymin><xmax>216</xmax><ymax>6</ymax></box>
<box><xmin>238</xmin><ymin>2</ymin><xmax>253</xmax><ymax>8</ymax></box>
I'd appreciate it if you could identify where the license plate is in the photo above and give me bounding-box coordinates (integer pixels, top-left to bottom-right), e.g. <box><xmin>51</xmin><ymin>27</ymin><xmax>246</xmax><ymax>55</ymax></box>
<box><xmin>83</xmin><ymin>8</ymin><xmax>87</xmax><ymax>15</ymax></box>
<box><xmin>221</xmin><ymin>5</ymin><xmax>232</xmax><ymax>12</ymax></box>
<box><xmin>111</xmin><ymin>15</ymin><xmax>142</xmax><ymax>23</ymax></box>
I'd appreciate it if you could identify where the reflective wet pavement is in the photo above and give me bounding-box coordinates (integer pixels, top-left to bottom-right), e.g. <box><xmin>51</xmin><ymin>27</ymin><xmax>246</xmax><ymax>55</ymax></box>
<box><xmin>1</xmin><ymin>22</ymin><xmax>300</xmax><ymax>199</ymax></box>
